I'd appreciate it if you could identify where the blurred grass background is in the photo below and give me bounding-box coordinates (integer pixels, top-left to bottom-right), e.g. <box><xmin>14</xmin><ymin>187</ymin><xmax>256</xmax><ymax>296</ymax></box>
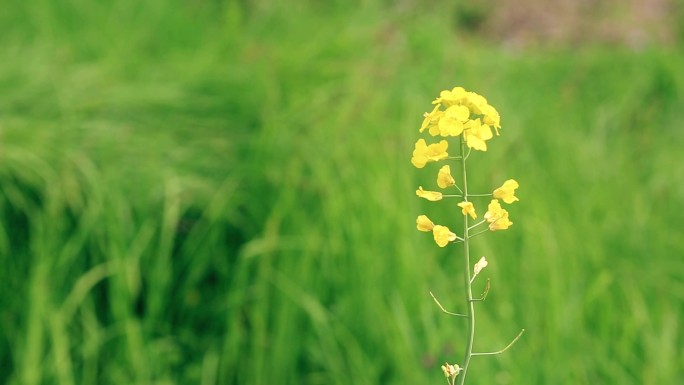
<box><xmin>1</xmin><ymin>0</ymin><xmax>684</xmax><ymax>384</ymax></box>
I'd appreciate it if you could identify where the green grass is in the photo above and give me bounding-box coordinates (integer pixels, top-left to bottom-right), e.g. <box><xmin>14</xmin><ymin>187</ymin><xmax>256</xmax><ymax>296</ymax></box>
<box><xmin>1</xmin><ymin>1</ymin><xmax>684</xmax><ymax>384</ymax></box>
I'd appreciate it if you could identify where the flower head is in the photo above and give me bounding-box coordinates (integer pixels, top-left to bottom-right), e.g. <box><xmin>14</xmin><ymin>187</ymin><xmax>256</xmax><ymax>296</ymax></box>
<box><xmin>481</xmin><ymin>103</ymin><xmax>501</xmax><ymax>134</ymax></box>
<box><xmin>419</xmin><ymin>105</ymin><xmax>443</xmax><ymax>134</ymax></box>
<box><xmin>493</xmin><ymin>179</ymin><xmax>519</xmax><ymax>204</ymax></box>
<box><xmin>484</xmin><ymin>199</ymin><xmax>504</xmax><ymax>222</ymax></box>
<box><xmin>441</xmin><ymin>362</ymin><xmax>462</xmax><ymax>379</ymax></box>
<box><xmin>457</xmin><ymin>201</ymin><xmax>477</xmax><ymax>219</ymax></box>
<box><xmin>463</xmin><ymin>118</ymin><xmax>493</xmax><ymax>151</ymax></box>
<box><xmin>416</xmin><ymin>215</ymin><xmax>435</xmax><ymax>232</ymax></box>
<box><xmin>433</xmin><ymin>87</ymin><xmax>468</xmax><ymax>107</ymax></box>
<box><xmin>416</xmin><ymin>186</ymin><xmax>443</xmax><ymax>202</ymax></box>
<box><xmin>489</xmin><ymin>212</ymin><xmax>512</xmax><ymax>231</ymax></box>
<box><xmin>432</xmin><ymin>225</ymin><xmax>458</xmax><ymax>247</ymax></box>
<box><xmin>484</xmin><ymin>199</ymin><xmax>513</xmax><ymax>231</ymax></box>
<box><xmin>437</xmin><ymin>165</ymin><xmax>456</xmax><ymax>189</ymax></box>
<box><xmin>437</xmin><ymin>105</ymin><xmax>469</xmax><ymax>137</ymax></box>
<box><xmin>411</xmin><ymin>139</ymin><xmax>449</xmax><ymax>168</ymax></box>
<box><xmin>465</xmin><ymin>92</ymin><xmax>488</xmax><ymax>115</ymax></box>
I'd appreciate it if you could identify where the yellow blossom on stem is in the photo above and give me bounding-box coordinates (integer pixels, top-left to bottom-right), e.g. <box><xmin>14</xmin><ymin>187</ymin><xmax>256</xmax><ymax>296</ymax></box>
<box><xmin>463</xmin><ymin>118</ymin><xmax>493</xmax><ymax>151</ymax></box>
<box><xmin>438</xmin><ymin>105</ymin><xmax>470</xmax><ymax>136</ymax></box>
<box><xmin>411</xmin><ymin>139</ymin><xmax>449</xmax><ymax>168</ymax></box>
<box><xmin>484</xmin><ymin>199</ymin><xmax>513</xmax><ymax>231</ymax></box>
<box><xmin>484</xmin><ymin>199</ymin><xmax>504</xmax><ymax>222</ymax></box>
<box><xmin>420</xmin><ymin>105</ymin><xmax>443</xmax><ymax>134</ymax></box>
<box><xmin>493</xmin><ymin>179</ymin><xmax>519</xmax><ymax>204</ymax></box>
<box><xmin>458</xmin><ymin>201</ymin><xmax>477</xmax><ymax>219</ymax></box>
<box><xmin>433</xmin><ymin>86</ymin><xmax>468</xmax><ymax>107</ymax></box>
<box><xmin>489</xmin><ymin>212</ymin><xmax>512</xmax><ymax>231</ymax></box>
<box><xmin>433</xmin><ymin>225</ymin><xmax>458</xmax><ymax>247</ymax></box>
<box><xmin>416</xmin><ymin>186</ymin><xmax>443</xmax><ymax>201</ymax></box>
<box><xmin>437</xmin><ymin>165</ymin><xmax>456</xmax><ymax>188</ymax></box>
<box><xmin>416</xmin><ymin>215</ymin><xmax>435</xmax><ymax>232</ymax></box>
<box><xmin>465</xmin><ymin>92</ymin><xmax>488</xmax><ymax>115</ymax></box>
<box><xmin>481</xmin><ymin>104</ymin><xmax>501</xmax><ymax>134</ymax></box>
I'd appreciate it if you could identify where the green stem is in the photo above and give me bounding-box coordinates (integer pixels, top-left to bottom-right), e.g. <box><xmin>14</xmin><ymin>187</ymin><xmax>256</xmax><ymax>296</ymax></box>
<box><xmin>467</xmin><ymin>219</ymin><xmax>487</xmax><ymax>231</ymax></box>
<box><xmin>456</xmin><ymin>137</ymin><xmax>475</xmax><ymax>385</ymax></box>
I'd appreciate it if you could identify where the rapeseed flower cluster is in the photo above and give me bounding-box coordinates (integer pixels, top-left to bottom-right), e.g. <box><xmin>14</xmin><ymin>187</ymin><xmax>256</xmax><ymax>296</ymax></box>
<box><xmin>412</xmin><ymin>86</ymin><xmax>519</xmax><ymax>247</ymax></box>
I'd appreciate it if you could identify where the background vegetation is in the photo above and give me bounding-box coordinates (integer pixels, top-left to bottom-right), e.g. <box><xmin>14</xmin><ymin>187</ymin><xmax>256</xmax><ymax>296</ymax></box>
<box><xmin>1</xmin><ymin>0</ymin><xmax>683</xmax><ymax>384</ymax></box>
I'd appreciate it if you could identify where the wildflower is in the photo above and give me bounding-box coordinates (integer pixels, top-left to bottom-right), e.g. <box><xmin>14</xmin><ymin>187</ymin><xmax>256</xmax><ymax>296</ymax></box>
<box><xmin>493</xmin><ymin>179</ymin><xmax>519</xmax><ymax>204</ymax></box>
<box><xmin>438</xmin><ymin>105</ymin><xmax>470</xmax><ymax>136</ymax></box>
<box><xmin>484</xmin><ymin>199</ymin><xmax>513</xmax><ymax>231</ymax></box>
<box><xmin>489</xmin><ymin>212</ymin><xmax>512</xmax><ymax>231</ymax></box>
<box><xmin>416</xmin><ymin>215</ymin><xmax>435</xmax><ymax>232</ymax></box>
<box><xmin>473</xmin><ymin>256</ymin><xmax>488</xmax><ymax>277</ymax></box>
<box><xmin>484</xmin><ymin>199</ymin><xmax>504</xmax><ymax>222</ymax></box>
<box><xmin>441</xmin><ymin>362</ymin><xmax>462</xmax><ymax>378</ymax></box>
<box><xmin>463</xmin><ymin>118</ymin><xmax>493</xmax><ymax>151</ymax></box>
<box><xmin>416</xmin><ymin>186</ymin><xmax>443</xmax><ymax>201</ymax></box>
<box><xmin>433</xmin><ymin>86</ymin><xmax>468</xmax><ymax>107</ymax></box>
<box><xmin>458</xmin><ymin>201</ymin><xmax>477</xmax><ymax>219</ymax></box>
<box><xmin>437</xmin><ymin>165</ymin><xmax>456</xmax><ymax>188</ymax></box>
<box><xmin>481</xmin><ymin>103</ymin><xmax>501</xmax><ymax>134</ymax></box>
<box><xmin>411</xmin><ymin>139</ymin><xmax>449</xmax><ymax>168</ymax></box>
<box><xmin>465</xmin><ymin>92</ymin><xmax>488</xmax><ymax>115</ymax></box>
<box><xmin>419</xmin><ymin>105</ymin><xmax>443</xmax><ymax>134</ymax></box>
<box><xmin>433</xmin><ymin>225</ymin><xmax>457</xmax><ymax>247</ymax></box>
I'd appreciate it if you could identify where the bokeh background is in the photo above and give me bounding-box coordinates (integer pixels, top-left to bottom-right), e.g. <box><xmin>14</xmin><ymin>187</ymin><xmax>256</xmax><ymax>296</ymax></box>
<box><xmin>1</xmin><ymin>0</ymin><xmax>683</xmax><ymax>384</ymax></box>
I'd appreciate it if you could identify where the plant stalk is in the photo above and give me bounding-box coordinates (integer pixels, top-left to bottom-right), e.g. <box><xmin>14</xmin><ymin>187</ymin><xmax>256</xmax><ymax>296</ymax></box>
<box><xmin>456</xmin><ymin>136</ymin><xmax>475</xmax><ymax>385</ymax></box>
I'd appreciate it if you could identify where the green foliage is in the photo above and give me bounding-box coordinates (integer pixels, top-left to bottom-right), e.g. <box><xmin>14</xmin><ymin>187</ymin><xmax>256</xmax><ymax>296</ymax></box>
<box><xmin>1</xmin><ymin>1</ymin><xmax>683</xmax><ymax>384</ymax></box>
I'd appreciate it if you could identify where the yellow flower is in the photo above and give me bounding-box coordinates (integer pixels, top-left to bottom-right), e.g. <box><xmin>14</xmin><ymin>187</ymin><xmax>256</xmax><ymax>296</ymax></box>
<box><xmin>419</xmin><ymin>105</ymin><xmax>443</xmax><ymax>134</ymax></box>
<box><xmin>463</xmin><ymin>118</ymin><xmax>493</xmax><ymax>151</ymax></box>
<box><xmin>481</xmin><ymin>103</ymin><xmax>501</xmax><ymax>134</ymax></box>
<box><xmin>438</xmin><ymin>105</ymin><xmax>470</xmax><ymax>136</ymax></box>
<box><xmin>416</xmin><ymin>186</ymin><xmax>443</xmax><ymax>201</ymax></box>
<box><xmin>493</xmin><ymin>179</ymin><xmax>519</xmax><ymax>204</ymax></box>
<box><xmin>457</xmin><ymin>201</ymin><xmax>477</xmax><ymax>219</ymax></box>
<box><xmin>484</xmin><ymin>199</ymin><xmax>513</xmax><ymax>231</ymax></box>
<box><xmin>416</xmin><ymin>215</ymin><xmax>435</xmax><ymax>232</ymax></box>
<box><xmin>411</xmin><ymin>139</ymin><xmax>449</xmax><ymax>168</ymax></box>
<box><xmin>484</xmin><ymin>199</ymin><xmax>504</xmax><ymax>222</ymax></box>
<box><xmin>432</xmin><ymin>86</ymin><xmax>468</xmax><ymax>107</ymax></box>
<box><xmin>489</xmin><ymin>212</ymin><xmax>512</xmax><ymax>231</ymax></box>
<box><xmin>437</xmin><ymin>165</ymin><xmax>456</xmax><ymax>188</ymax></box>
<box><xmin>465</xmin><ymin>92</ymin><xmax>488</xmax><ymax>114</ymax></box>
<box><xmin>433</xmin><ymin>225</ymin><xmax>457</xmax><ymax>247</ymax></box>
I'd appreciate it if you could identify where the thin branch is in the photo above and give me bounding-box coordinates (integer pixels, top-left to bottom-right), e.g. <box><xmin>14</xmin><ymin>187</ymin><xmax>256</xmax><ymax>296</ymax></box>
<box><xmin>467</xmin><ymin>193</ymin><xmax>493</xmax><ymax>197</ymax></box>
<box><xmin>472</xmin><ymin>329</ymin><xmax>525</xmax><ymax>356</ymax></box>
<box><xmin>430</xmin><ymin>291</ymin><xmax>466</xmax><ymax>317</ymax></box>
<box><xmin>469</xmin><ymin>278</ymin><xmax>490</xmax><ymax>301</ymax></box>
<box><xmin>450</xmin><ymin>235</ymin><xmax>464</xmax><ymax>243</ymax></box>
<box><xmin>468</xmin><ymin>228</ymin><xmax>490</xmax><ymax>239</ymax></box>
<box><xmin>467</xmin><ymin>219</ymin><xmax>487</xmax><ymax>231</ymax></box>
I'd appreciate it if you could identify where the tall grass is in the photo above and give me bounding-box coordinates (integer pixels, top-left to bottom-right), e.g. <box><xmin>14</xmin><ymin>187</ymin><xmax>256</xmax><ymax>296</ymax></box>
<box><xmin>1</xmin><ymin>1</ymin><xmax>683</xmax><ymax>384</ymax></box>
